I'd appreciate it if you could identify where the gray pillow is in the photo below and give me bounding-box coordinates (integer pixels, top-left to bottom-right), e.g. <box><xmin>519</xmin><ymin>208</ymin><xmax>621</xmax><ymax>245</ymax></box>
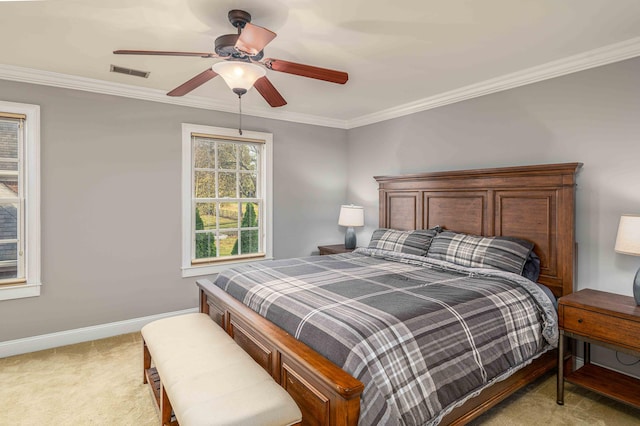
<box><xmin>522</xmin><ymin>251</ymin><xmax>541</xmax><ymax>282</ymax></box>
<box><xmin>426</xmin><ymin>231</ymin><xmax>534</xmax><ymax>275</ymax></box>
<box><xmin>368</xmin><ymin>227</ymin><xmax>440</xmax><ymax>256</ymax></box>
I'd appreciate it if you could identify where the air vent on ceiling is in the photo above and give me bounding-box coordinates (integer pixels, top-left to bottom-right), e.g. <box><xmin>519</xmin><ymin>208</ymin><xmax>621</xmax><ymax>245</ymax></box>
<box><xmin>110</xmin><ymin>64</ymin><xmax>150</xmax><ymax>78</ymax></box>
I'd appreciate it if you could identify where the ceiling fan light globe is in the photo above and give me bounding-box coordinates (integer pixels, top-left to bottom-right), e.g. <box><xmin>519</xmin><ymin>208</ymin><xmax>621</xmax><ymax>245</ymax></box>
<box><xmin>212</xmin><ymin>61</ymin><xmax>266</xmax><ymax>92</ymax></box>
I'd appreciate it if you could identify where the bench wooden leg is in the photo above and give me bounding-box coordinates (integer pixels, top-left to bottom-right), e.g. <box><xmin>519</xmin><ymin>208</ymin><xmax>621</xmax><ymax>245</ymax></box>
<box><xmin>160</xmin><ymin>382</ymin><xmax>174</xmax><ymax>426</ymax></box>
<box><xmin>143</xmin><ymin>339</ymin><xmax>151</xmax><ymax>384</ymax></box>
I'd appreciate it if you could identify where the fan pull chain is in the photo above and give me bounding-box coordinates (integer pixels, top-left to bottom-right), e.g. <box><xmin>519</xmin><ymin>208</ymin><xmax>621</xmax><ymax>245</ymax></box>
<box><xmin>238</xmin><ymin>93</ymin><xmax>243</xmax><ymax>135</ymax></box>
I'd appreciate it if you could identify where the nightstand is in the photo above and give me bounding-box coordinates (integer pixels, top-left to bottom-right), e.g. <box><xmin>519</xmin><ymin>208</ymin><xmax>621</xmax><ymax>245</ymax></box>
<box><xmin>557</xmin><ymin>289</ymin><xmax>640</xmax><ymax>408</ymax></box>
<box><xmin>317</xmin><ymin>244</ymin><xmax>356</xmax><ymax>255</ymax></box>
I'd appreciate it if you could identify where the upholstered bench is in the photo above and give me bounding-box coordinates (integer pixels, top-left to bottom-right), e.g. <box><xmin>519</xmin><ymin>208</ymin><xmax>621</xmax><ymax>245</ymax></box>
<box><xmin>141</xmin><ymin>313</ymin><xmax>302</xmax><ymax>426</ymax></box>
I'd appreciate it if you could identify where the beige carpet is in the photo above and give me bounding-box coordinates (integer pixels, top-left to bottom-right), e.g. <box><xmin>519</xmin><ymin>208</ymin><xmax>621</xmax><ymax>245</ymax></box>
<box><xmin>1</xmin><ymin>333</ymin><xmax>639</xmax><ymax>425</ymax></box>
<box><xmin>1</xmin><ymin>333</ymin><xmax>158</xmax><ymax>426</ymax></box>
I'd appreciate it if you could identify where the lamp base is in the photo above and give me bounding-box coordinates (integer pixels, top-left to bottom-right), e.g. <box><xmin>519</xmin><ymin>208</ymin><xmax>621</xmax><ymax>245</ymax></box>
<box><xmin>634</xmin><ymin>267</ymin><xmax>640</xmax><ymax>306</ymax></box>
<box><xmin>344</xmin><ymin>227</ymin><xmax>356</xmax><ymax>250</ymax></box>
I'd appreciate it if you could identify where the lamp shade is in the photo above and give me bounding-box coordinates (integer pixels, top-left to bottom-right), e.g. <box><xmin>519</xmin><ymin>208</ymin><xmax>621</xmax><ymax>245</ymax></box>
<box><xmin>338</xmin><ymin>205</ymin><xmax>364</xmax><ymax>227</ymax></box>
<box><xmin>212</xmin><ymin>61</ymin><xmax>266</xmax><ymax>92</ymax></box>
<box><xmin>615</xmin><ymin>214</ymin><xmax>640</xmax><ymax>256</ymax></box>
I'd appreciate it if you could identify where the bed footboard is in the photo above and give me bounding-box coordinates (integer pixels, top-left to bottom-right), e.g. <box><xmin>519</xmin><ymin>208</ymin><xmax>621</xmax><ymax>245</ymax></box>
<box><xmin>197</xmin><ymin>278</ymin><xmax>364</xmax><ymax>426</ymax></box>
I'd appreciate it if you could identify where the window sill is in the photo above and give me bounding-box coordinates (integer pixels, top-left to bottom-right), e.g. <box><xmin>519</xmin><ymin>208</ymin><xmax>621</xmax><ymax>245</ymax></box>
<box><xmin>0</xmin><ymin>282</ymin><xmax>41</xmax><ymax>301</ymax></box>
<box><xmin>182</xmin><ymin>256</ymin><xmax>274</xmax><ymax>278</ymax></box>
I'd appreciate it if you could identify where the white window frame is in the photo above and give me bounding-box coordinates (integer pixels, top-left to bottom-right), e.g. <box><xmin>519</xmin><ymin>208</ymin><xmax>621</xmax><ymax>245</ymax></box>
<box><xmin>0</xmin><ymin>100</ymin><xmax>41</xmax><ymax>300</ymax></box>
<box><xmin>181</xmin><ymin>123</ymin><xmax>273</xmax><ymax>277</ymax></box>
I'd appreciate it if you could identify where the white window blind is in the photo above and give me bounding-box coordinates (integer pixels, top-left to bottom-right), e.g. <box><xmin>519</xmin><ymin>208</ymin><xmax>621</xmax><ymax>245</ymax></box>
<box><xmin>0</xmin><ymin>101</ymin><xmax>41</xmax><ymax>300</ymax></box>
<box><xmin>0</xmin><ymin>114</ymin><xmax>24</xmax><ymax>284</ymax></box>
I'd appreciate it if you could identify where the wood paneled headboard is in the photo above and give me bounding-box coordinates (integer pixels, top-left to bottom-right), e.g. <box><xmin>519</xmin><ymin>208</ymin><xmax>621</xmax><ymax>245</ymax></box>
<box><xmin>375</xmin><ymin>162</ymin><xmax>582</xmax><ymax>298</ymax></box>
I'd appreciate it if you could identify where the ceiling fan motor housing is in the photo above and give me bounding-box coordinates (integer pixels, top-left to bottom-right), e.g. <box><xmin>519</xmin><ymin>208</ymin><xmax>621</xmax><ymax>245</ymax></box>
<box><xmin>214</xmin><ymin>10</ymin><xmax>263</xmax><ymax>60</ymax></box>
<box><xmin>215</xmin><ymin>34</ymin><xmax>239</xmax><ymax>57</ymax></box>
<box><xmin>215</xmin><ymin>33</ymin><xmax>264</xmax><ymax>60</ymax></box>
<box><xmin>228</xmin><ymin>10</ymin><xmax>251</xmax><ymax>29</ymax></box>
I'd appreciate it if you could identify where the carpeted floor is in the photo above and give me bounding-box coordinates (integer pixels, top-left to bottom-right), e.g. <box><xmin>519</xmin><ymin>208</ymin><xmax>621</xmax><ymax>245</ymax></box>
<box><xmin>1</xmin><ymin>333</ymin><xmax>639</xmax><ymax>425</ymax></box>
<box><xmin>1</xmin><ymin>333</ymin><xmax>157</xmax><ymax>426</ymax></box>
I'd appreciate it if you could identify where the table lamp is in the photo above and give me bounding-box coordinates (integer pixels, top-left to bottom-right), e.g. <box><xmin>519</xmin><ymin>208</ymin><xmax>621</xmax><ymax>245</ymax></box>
<box><xmin>338</xmin><ymin>205</ymin><xmax>364</xmax><ymax>249</ymax></box>
<box><xmin>614</xmin><ymin>214</ymin><xmax>640</xmax><ymax>305</ymax></box>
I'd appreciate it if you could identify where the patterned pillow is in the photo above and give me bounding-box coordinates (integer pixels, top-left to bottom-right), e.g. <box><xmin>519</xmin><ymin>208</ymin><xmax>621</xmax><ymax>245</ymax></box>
<box><xmin>368</xmin><ymin>228</ymin><xmax>440</xmax><ymax>256</ymax></box>
<box><xmin>426</xmin><ymin>231</ymin><xmax>534</xmax><ymax>275</ymax></box>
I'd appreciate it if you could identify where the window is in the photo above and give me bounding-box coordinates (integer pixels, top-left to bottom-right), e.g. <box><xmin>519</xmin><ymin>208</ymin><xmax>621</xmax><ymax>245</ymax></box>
<box><xmin>0</xmin><ymin>101</ymin><xmax>41</xmax><ymax>300</ymax></box>
<box><xmin>182</xmin><ymin>124</ymin><xmax>272</xmax><ymax>277</ymax></box>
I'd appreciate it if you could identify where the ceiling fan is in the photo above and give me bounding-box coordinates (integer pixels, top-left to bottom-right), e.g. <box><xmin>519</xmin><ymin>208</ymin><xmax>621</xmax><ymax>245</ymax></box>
<box><xmin>113</xmin><ymin>9</ymin><xmax>349</xmax><ymax>108</ymax></box>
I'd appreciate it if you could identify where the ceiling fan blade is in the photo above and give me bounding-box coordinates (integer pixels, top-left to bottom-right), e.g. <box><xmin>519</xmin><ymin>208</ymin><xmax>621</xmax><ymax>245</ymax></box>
<box><xmin>235</xmin><ymin>23</ymin><xmax>276</xmax><ymax>56</ymax></box>
<box><xmin>114</xmin><ymin>50</ymin><xmax>217</xmax><ymax>59</ymax></box>
<box><xmin>253</xmin><ymin>76</ymin><xmax>287</xmax><ymax>107</ymax></box>
<box><xmin>264</xmin><ymin>59</ymin><xmax>348</xmax><ymax>84</ymax></box>
<box><xmin>167</xmin><ymin>69</ymin><xmax>218</xmax><ymax>97</ymax></box>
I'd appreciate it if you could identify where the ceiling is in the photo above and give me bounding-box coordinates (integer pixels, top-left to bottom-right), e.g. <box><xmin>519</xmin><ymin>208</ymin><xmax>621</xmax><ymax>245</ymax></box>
<box><xmin>1</xmin><ymin>0</ymin><xmax>640</xmax><ymax>126</ymax></box>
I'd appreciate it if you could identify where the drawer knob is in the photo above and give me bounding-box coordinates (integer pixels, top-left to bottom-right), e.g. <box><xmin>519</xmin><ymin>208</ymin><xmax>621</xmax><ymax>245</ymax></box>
<box><xmin>577</xmin><ymin>319</ymin><xmax>583</xmax><ymax>323</ymax></box>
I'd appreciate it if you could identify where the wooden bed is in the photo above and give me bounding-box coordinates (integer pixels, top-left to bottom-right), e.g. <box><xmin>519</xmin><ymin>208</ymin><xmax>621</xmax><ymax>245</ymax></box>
<box><xmin>196</xmin><ymin>162</ymin><xmax>582</xmax><ymax>425</ymax></box>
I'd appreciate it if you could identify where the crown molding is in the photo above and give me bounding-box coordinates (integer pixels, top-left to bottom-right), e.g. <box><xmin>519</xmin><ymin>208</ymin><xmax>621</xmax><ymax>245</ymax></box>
<box><xmin>2</xmin><ymin>36</ymin><xmax>639</xmax><ymax>130</ymax></box>
<box><xmin>346</xmin><ymin>36</ymin><xmax>640</xmax><ymax>129</ymax></box>
<box><xmin>0</xmin><ymin>63</ymin><xmax>349</xmax><ymax>129</ymax></box>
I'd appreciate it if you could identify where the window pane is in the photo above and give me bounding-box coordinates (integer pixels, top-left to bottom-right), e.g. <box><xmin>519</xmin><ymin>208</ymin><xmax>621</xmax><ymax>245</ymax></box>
<box><xmin>0</xmin><ymin>264</ymin><xmax>17</xmax><ymax>280</ymax></box>
<box><xmin>0</xmin><ymin>120</ymin><xmax>19</xmax><ymax>162</ymax></box>
<box><xmin>0</xmin><ymin>121</ymin><xmax>20</xmax><ymax>274</ymax></box>
<box><xmin>0</xmin><ymin>160</ymin><xmax>18</xmax><ymax>171</ymax></box>
<box><xmin>219</xmin><ymin>202</ymin><xmax>239</xmax><ymax>229</ymax></box>
<box><xmin>193</xmin><ymin>138</ymin><xmax>215</xmax><ymax>169</ymax></box>
<box><xmin>195</xmin><ymin>202</ymin><xmax>216</xmax><ymax>231</ymax></box>
<box><xmin>194</xmin><ymin>171</ymin><xmax>216</xmax><ymax>198</ymax></box>
<box><xmin>0</xmin><ymin>203</ymin><xmax>18</xmax><ymax>240</ymax></box>
<box><xmin>239</xmin><ymin>173</ymin><xmax>257</xmax><ymax>198</ymax></box>
<box><xmin>195</xmin><ymin>232</ymin><xmax>216</xmax><ymax>259</ymax></box>
<box><xmin>240</xmin><ymin>202</ymin><xmax>259</xmax><ymax>228</ymax></box>
<box><xmin>238</xmin><ymin>203</ymin><xmax>259</xmax><ymax>255</ymax></box>
<box><xmin>0</xmin><ymin>177</ymin><xmax>18</xmax><ymax>198</ymax></box>
<box><xmin>0</xmin><ymin>242</ymin><xmax>17</xmax><ymax>262</ymax></box>
<box><xmin>218</xmin><ymin>172</ymin><xmax>236</xmax><ymax>198</ymax></box>
<box><xmin>218</xmin><ymin>230</ymin><xmax>238</xmax><ymax>257</ymax></box>
<box><xmin>239</xmin><ymin>145</ymin><xmax>258</xmax><ymax>171</ymax></box>
<box><xmin>218</xmin><ymin>143</ymin><xmax>237</xmax><ymax>169</ymax></box>
<box><xmin>237</xmin><ymin>230</ymin><xmax>260</xmax><ymax>255</ymax></box>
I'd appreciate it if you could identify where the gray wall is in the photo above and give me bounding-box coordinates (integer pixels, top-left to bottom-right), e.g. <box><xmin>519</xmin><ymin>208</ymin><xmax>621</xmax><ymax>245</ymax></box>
<box><xmin>3</xmin><ymin>57</ymin><xmax>639</xmax><ymax>375</ymax></box>
<box><xmin>347</xmin><ymin>56</ymin><xmax>640</xmax><ymax>376</ymax></box>
<box><xmin>0</xmin><ymin>80</ymin><xmax>347</xmax><ymax>341</ymax></box>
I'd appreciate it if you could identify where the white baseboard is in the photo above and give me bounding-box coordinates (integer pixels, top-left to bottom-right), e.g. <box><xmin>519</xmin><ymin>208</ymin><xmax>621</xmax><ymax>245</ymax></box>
<box><xmin>0</xmin><ymin>308</ymin><xmax>198</xmax><ymax>358</ymax></box>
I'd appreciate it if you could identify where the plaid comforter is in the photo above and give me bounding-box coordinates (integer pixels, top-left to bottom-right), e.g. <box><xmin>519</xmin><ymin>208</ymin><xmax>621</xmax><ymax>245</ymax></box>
<box><xmin>213</xmin><ymin>248</ymin><xmax>558</xmax><ymax>426</ymax></box>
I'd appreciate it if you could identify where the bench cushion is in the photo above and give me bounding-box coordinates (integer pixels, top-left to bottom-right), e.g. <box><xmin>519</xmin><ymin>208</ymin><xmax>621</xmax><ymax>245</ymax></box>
<box><xmin>142</xmin><ymin>313</ymin><xmax>301</xmax><ymax>426</ymax></box>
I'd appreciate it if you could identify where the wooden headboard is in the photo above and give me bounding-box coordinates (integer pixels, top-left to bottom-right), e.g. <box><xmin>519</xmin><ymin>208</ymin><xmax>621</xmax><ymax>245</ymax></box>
<box><xmin>375</xmin><ymin>163</ymin><xmax>582</xmax><ymax>298</ymax></box>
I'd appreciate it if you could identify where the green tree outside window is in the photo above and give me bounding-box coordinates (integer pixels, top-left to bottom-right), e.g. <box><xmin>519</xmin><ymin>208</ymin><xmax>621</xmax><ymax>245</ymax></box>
<box><xmin>231</xmin><ymin>203</ymin><xmax>259</xmax><ymax>255</ymax></box>
<box><xmin>195</xmin><ymin>207</ymin><xmax>216</xmax><ymax>258</ymax></box>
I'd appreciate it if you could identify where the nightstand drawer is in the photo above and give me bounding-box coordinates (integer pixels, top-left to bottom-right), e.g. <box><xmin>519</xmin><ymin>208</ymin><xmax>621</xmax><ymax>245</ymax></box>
<box><xmin>317</xmin><ymin>244</ymin><xmax>355</xmax><ymax>255</ymax></box>
<box><xmin>563</xmin><ymin>306</ymin><xmax>640</xmax><ymax>352</ymax></box>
